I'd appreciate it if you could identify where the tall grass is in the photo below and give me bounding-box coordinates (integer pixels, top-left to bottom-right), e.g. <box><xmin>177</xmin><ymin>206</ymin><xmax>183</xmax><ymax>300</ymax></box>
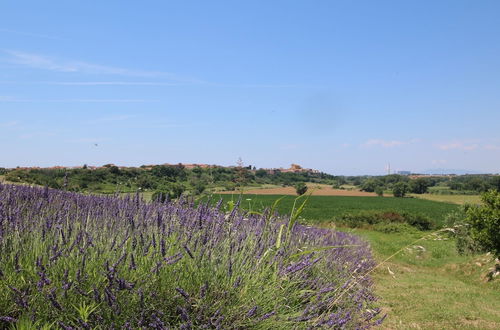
<box><xmin>0</xmin><ymin>184</ymin><xmax>383</xmax><ymax>328</ymax></box>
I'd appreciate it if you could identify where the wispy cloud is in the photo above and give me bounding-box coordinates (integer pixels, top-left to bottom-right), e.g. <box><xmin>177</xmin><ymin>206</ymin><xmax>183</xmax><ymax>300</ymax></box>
<box><xmin>484</xmin><ymin>144</ymin><xmax>500</xmax><ymax>151</ymax></box>
<box><xmin>87</xmin><ymin>115</ymin><xmax>137</xmax><ymax>124</ymax></box>
<box><xmin>66</xmin><ymin>137</ymin><xmax>106</xmax><ymax>144</ymax></box>
<box><xmin>0</xmin><ymin>120</ymin><xmax>19</xmax><ymax>128</ymax></box>
<box><xmin>0</xmin><ymin>28</ymin><xmax>62</xmax><ymax>40</ymax></box>
<box><xmin>436</xmin><ymin>142</ymin><xmax>479</xmax><ymax>151</ymax></box>
<box><xmin>362</xmin><ymin>138</ymin><xmax>419</xmax><ymax>148</ymax></box>
<box><xmin>434</xmin><ymin>139</ymin><xmax>500</xmax><ymax>151</ymax></box>
<box><xmin>2</xmin><ymin>50</ymin><xmax>204</xmax><ymax>83</ymax></box>
<box><xmin>0</xmin><ymin>97</ymin><xmax>155</xmax><ymax>103</ymax></box>
<box><xmin>19</xmin><ymin>131</ymin><xmax>56</xmax><ymax>140</ymax></box>
<box><xmin>0</xmin><ymin>80</ymin><xmax>321</xmax><ymax>89</ymax></box>
<box><xmin>40</xmin><ymin>81</ymin><xmax>188</xmax><ymax>86</ymax></box>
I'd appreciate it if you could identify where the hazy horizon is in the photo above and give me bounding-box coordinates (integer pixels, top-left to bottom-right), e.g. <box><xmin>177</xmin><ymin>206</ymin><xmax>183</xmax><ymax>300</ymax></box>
<box><xmin>1</xmin><ymin>1</ymin><xmax>500</xmax><ymax>175</ymax></box>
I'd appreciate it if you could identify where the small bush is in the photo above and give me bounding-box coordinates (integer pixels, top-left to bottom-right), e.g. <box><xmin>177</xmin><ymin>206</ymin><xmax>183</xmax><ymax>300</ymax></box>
<box><xmin>295</xmin><ymin>182</ymin><xmax>308</xmax><ymax>195</ymax></box>
<box><xmin>445</xmin><ymin>208</ymin><xmax>484</xmax><ymax>255</ymax></box>
<box><xmin>375</xmin><ymin>186</ymin><xmax>384</xmax><ymax>197</ymax></box>
<box><xmin>335</xmin><ymin>210</ymin><xmax>434</xmax><ymax>230</ymax></box>
<box><xmin>464</xmin><ymin>190</ymin><xmax>500</xmax><ymax>257</ymax></box>
<box><xmin>401</xmin><ymin>212</ymin><xmax>434</xmax><ymax>231</ymax></box>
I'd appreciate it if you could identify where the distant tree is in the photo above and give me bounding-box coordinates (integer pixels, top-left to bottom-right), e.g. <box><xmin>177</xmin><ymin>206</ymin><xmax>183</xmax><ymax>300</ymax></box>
<box><xmin>234</xmin><ymin>157</ymin><xmax>248</xmax><ymax>187</ymax></box>
<box><xmin>409</xmin><ymin>178</ymin><xmax>431</xmax><ymax>194</ymax></box>
<box><xmin>375</xmin><ymin>186</ymin><xmax>384</xmax><ymax>197</ymax></box>
<box><xmin>361</xmin><ymin>179</ymin><xmax>382</xmax><ymax>192</ymax></box>
<box><xmin>255</xmin><ymin>169</ymin><xmax>268</xmax><ymax>178</ymax></box>
<box><xmin>490</xmin><ymin>176</ymin><xmax>500</xmax><ymax>191</ymax></box>
<box><xmin>393</xmin><ymin>182</ymin><xmax>409</xmax><ymax>198</ymax></box>
<box><xmin>152</xmin><ymin>183</ymin><xmax>185</xmax><ymax>201</ymax></box>
<box><xmin>193</xmin><ymin>182</ymin><xmax>206</xmax><ymax>195</ymax></box>
<box><xmin>295</xmin><ymin>182</ymin><xmax>308</xmax><ymax>196</ymax></box>
<box><xmin>109</xmin><ymin>166</ymin><xmax>120</xmax><ymax>175</ymax></box>
<box><xmin>137</xmin><ymin>175</ymin><xmax>155</xmax><ymax>190</ymax></box>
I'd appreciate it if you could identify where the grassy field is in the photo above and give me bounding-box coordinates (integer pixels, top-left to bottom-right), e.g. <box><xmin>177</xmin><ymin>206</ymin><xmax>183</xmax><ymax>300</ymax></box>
<box><xmin>410</xmin><ymin>193</ymin><xmax>481</xmax><ymax>205</ymax></box>
<box><xmin>206</xmin><ymin>194</ymin><xmax>459</xmax><ymax>227</ymax></box>
<box><xmin>335</xmin><ymin>227</ymin><xmax>500</xmax><ymax>329</ymax></box>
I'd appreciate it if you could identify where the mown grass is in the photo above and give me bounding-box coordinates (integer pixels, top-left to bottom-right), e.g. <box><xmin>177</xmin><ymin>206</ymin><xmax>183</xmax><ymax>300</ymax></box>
<box><xmin>206</xmin><ymin>194</ymin><xmax>459</xmax><ymax>227</ymax></box>
<box><xmin>339</xmin><ymin>228</ymin><xmax>500</xmax><ymax>329</ymax></box>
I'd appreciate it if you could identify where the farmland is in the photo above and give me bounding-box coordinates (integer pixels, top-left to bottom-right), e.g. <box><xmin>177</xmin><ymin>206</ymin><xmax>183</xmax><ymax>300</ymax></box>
<box><xmin>206</xmin><ymin>194</ymin><xmax>459</xmax><ymax>227</ymax></box>
<box><xmin>219</xmin><ymin>183</ymin><xmax>378</xmax><ymax>196</ymax></box>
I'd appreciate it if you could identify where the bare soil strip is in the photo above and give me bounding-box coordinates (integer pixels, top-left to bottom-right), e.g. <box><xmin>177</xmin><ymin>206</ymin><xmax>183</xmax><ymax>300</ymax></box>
<box><xmin>219</xmin><ymin>184</ymin><xmax>378</xmax><ymax>196</ymax></box>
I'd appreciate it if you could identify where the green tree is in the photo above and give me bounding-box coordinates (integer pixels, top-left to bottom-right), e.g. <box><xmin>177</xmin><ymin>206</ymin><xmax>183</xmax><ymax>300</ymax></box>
<box><xmin>464</xmin><ymin>190</ymin><xmax>500</xmax><ymax>257</ymax></box>
<box><xmin>375</xmin><ymin>186</ymin><xmax>384</xmax><ymax>197</ymax></box>
<box><xmin>392</xmin><ymin>182</ymin><xmax>409</xmax><ymax>198</ymax></box>
<box><xmin>409</xmin><ymin>178</ymin><xmax>431</xmax><ymax>194</ymax></box>
<box><xmin>295</xmin><ymin>182</ymin><xmax>308</xmax><ymax>195</ymax></box>
<box><xmin>490</xmin><ymin>176</ymin><xmax>500</xmax><ymax>191</ymax></box>
<box><xmin>360</xmin><ymin>178</ymin><xmax>383</xmax><ymax>192</ymax></box>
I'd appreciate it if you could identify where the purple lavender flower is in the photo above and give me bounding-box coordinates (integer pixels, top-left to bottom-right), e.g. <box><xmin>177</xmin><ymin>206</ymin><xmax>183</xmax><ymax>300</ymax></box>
<box><xmin>246</xmin><ymin>306</ymin><xmax>258</xmax><ymax>318</ymax></box>
<box><xmin>175</xmin><ymin>287</ymin><xmax>190</xmax><ymax>301</ymax></box>
<box><xmin>259</xmin><ymin>311</ymin><xmax>276</xmax><ymax>321</ymax></box>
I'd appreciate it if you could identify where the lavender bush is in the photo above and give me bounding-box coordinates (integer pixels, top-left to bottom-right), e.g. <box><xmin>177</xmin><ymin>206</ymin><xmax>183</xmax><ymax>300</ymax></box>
<box><xmin>0</xmin><ymin>183</ymin><xmax>382</xmax><ymax>328</ymax></box>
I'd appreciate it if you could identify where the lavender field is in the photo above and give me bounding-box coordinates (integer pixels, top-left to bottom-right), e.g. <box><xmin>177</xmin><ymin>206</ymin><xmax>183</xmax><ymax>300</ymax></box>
<box><xmin>0</xmin><ymin>183</ymin><xmax>383</xmax><ymax>328</ymax></box>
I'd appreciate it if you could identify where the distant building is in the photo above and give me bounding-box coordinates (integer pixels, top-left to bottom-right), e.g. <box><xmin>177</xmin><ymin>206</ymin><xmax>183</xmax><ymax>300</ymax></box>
<box><xmin>264</xmin><ymin>164</ymin><xmax>320</xmax><ymax>174</ymax></box>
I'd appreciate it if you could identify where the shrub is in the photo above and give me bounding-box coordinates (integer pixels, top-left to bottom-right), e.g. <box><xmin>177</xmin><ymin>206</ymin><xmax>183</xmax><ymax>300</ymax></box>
<box><xmin>445</xmin><ymin>208</ymin><xmax>484</xmax><ymax>255</ymax></box>
<box><xmin>464</xmin><ymin>190</ymin><xmax>500</xmax><ymax>257</ymax></box>
<box><xmin>295</xmin><ymin>182</ymin><xmax>308</xmax><ymax>195</ymax></box>
<box><xmin>334</xmin><ymin>210</ymin><xmax>434</xmax><ymax>230</ymax></box>
<box><xmin>375</xmin><ymin>186</ymin><xmax>384</xmax><ymax>197</ymax></box>
<box><xmin>401</xmin><ymin>212</ymin><xmax>434</xmax><ymax>231</ymax></box>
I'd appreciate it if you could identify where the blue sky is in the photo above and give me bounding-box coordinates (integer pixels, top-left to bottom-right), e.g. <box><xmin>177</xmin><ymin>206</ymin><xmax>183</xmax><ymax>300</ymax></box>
<box><xmin>1</xmin><ymin>1</ymin><xmax>499</xmax><ymax>175</ymax></box>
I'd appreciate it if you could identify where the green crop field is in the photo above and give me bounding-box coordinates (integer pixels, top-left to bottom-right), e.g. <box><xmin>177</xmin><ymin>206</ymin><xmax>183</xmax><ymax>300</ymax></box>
<box><xmin>206</xmin><ymin>194</ymin><xmax>459</xmax><ymax>227</ymax></box>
